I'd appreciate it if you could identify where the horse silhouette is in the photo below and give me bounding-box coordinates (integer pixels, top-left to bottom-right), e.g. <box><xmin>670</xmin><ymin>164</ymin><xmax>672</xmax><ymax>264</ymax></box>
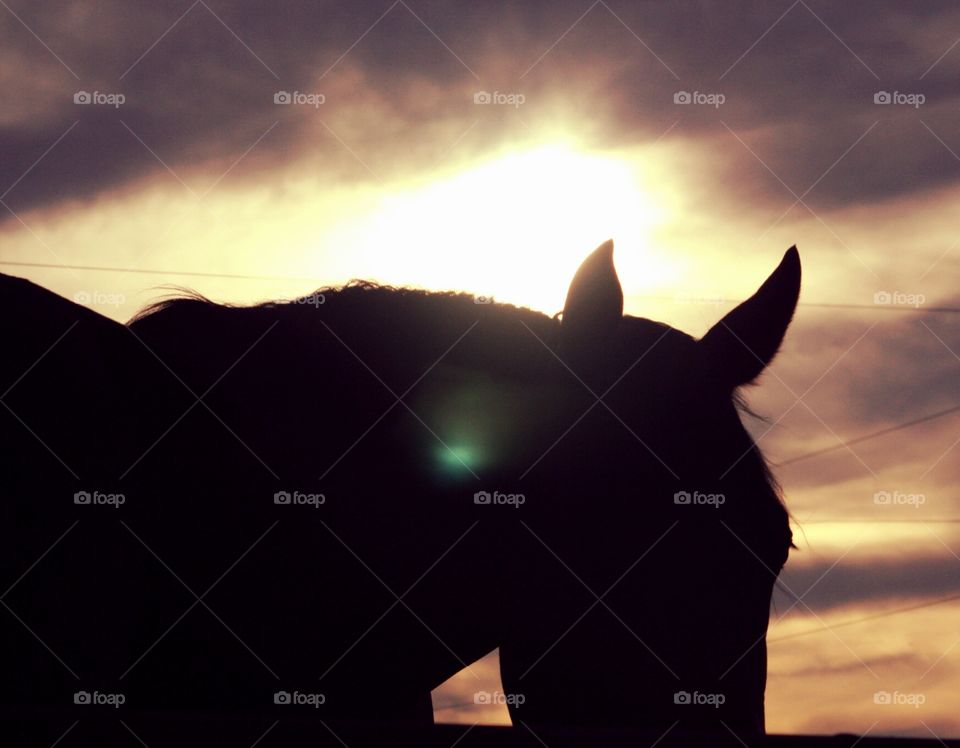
<box><xmin>0</xmin><ymin>241</ymin><xmax>798</xmax><ymax>734</ymax></box>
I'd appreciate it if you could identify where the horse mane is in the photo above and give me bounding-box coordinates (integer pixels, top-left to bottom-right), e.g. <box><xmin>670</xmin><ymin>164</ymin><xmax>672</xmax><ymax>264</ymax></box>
<box><xmin>129</xmin><ymin>280</ymin><xmax>563</xmax><ymax>383</ymax></box>
<box><xmin>133</xmin><ymin>280</ymin><xmax>540</xmax><ymax>318</ymax></box>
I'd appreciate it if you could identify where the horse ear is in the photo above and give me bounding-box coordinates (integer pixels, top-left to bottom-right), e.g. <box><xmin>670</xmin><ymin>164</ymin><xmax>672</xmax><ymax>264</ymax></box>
<box><xmin>561</xmin><ymin>239</ymin><xmax>623</xmax><ymax>340</ymax></box>
<box><xmin>700</xmin><ymin>246</ymin><xmax>801</xmax><ymax>388</ymax></box>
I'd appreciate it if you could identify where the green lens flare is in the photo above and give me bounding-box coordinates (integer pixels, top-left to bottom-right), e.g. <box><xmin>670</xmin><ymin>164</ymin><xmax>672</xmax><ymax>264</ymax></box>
<box><xmin>437</xmin><ymin>444</ymin><xmax>481</xmax><ymax>475</ymax></box>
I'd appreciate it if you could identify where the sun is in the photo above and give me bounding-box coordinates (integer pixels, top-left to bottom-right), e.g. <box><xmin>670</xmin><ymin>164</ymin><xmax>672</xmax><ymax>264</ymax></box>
<box><xmin>318</xmin><ymin>142</ymin><xmax>681</xmax><ymax>314</ymax></box>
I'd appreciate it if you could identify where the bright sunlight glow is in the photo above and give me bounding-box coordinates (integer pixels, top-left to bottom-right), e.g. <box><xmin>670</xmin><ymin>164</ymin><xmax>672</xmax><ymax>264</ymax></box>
<box><xmin>318</xmin><ymin>143</ymin><xmax>681</xmax><ymax>313</ymax></box>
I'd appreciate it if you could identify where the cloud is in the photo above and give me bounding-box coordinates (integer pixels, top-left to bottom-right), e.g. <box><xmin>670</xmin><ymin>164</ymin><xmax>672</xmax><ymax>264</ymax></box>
<box><xmin>776</xmin><ymin>554</ymin><xmax>960</xmax><ymax>614</ymax></box>
<box><xmin>5</xmin><ymin>1</ymin><xmax>960</xmax><ymax>218</ymax></box>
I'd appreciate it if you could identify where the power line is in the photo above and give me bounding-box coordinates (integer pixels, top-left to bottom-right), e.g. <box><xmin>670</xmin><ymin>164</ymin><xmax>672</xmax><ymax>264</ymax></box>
<box><xmin>798</xmin><ymin>300</ymin><xmax>960</xmax><ymax>314</ymax></box>
<box><xmin>797</xmin><ymin>519</ymin><xmax>960</xmax><ymax>524</ymax></box>
<box><xmin>0</xmin><ymin>260</ymin><xmax>328</xmax><ymax>286</ymax></box>
<box><xmin>776</xmin><ymin>403</ymin><xmax>960</xmax><ymax>467</ymax></box>
<box><xmin>632</xmin><ymin>293</ymin><xmax>960</xmax><ymax>314</ymax></box>
<box><xmin>768</xmin><ymin>593</ymin><xmax>960</xmax><ymax>643</ymax></box>
<box><xmin>3</xmin><ymin>260</ymin><xmax>960</xmax><ymax>314</ymax></box>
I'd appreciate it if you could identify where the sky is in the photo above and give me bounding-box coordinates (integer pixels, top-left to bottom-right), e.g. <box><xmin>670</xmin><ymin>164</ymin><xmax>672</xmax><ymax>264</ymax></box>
<box><xmin>2</xmin><ymin>0</ymin><xmax>960</xmax><ymax>737</ymax></box>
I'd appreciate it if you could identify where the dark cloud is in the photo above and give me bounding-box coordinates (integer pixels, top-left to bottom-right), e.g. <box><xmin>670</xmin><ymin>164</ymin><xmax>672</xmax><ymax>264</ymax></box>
<box><xmin>774</xmin><ymin>553</ymin><xmax>960</xmax><ymax>613</ymax></box>
<box><xmin>786</xmin><ymin>300</ymin><xmax>960</xmax><ymax>428</ymax></box>
<box><xmin>776</xmin><ymin>652</ymin><xmax>927</xmax><ymax>679</ymax></box>
<box><xmin>3</xmin><ymin>1</ymin><xmax>960</xmax><ymax>219</ymax></box>
<box><xmin>731</xmin><ymin>297</ymin><xmax>960</xmax><ymax>491</ymax></box>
